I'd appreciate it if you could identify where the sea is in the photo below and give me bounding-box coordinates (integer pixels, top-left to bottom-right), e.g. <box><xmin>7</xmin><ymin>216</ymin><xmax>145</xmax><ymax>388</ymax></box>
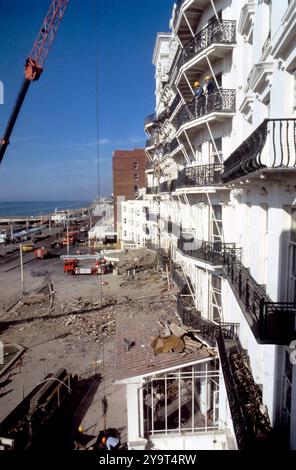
<box><xmin>0</xmin><ymin>201</ymin><xmax>91</xmax><ymax>217</ymax></box>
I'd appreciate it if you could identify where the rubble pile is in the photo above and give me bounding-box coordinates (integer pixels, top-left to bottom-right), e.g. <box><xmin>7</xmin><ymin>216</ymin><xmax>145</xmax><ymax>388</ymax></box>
<box><xmin>62</xmin><ymin>297</ymin><xmax>117</xmax><ymax>342</ymax></box>
<box><xmin>151</xmin><ymin>321</ymin><xmax>216</xmax><ymax>356</ymax></box>
<box><xmin>229</xmin><ymin>352</ymin><xmax>272</xmax><ymax>443</ymax></box>
<box><xmin>118</xmin><ymin>249</ymin><xmax>157</xmax><ymax>275</ymax></box>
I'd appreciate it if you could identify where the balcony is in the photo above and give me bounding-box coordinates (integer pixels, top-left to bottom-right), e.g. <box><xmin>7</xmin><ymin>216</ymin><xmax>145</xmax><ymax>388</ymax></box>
<box><xmin>177</xmin><ymin>294</ymin><xmax>239</xmax><ymax>348</ymax></box>
<box><xmin>176</xmin><ymin>21</ymin><xmax>236</xmax><ymax>100</ymax></box>
<box><xmin>173</xmin><ymin>0</ymin><xmax>207</xmax><ymax>45</ymax></box>
<box><xmin>177</xmin><ymin>239</ymin><xmax>241</xmax><ymax>266</ymax></box>
<box><xmin>238</xmin><ymin>1</ymin><xmax>256</xmax><ymax>39</ymax></box>
<box><xmin>224</xmin><ymin>253</ymin><xmax>296</xmax><ymax>345</ymax></box>
<box><xmin>222</xmin><ymin>118</ymin><xmax>296</xmax><ymax>183</ymax></box>
<box><xmin>176</xmin><ymin>293</ymin><xmax>272</xmax><ymax>449</ymax></box>
<box><xmin>144</xmin><ymin>109</ymin><xmax>168</xmax><ymax>131</ymax></box>
<box><xmin>216</xmin><ymin>328</ymin><xmax>273</xmax><ymax>449</ymax></box>
<box><xmin>144</xmin><ymin>113</ymin><xmax>156</xmax><ymax>128</ymax></box>
<box><xmin>177</xmin><ymin>20</ymin><xmax>236</xmax><ymax>72</ymax></box>
<box><xmin>176</xmin><ymin>89</ymin><xmax>236</xmax><ymax>133</ymax></box>
<box><xmin>178</xmin><ymin>164</ymin><xmax>224</xmax><ymax>188</ymax></box>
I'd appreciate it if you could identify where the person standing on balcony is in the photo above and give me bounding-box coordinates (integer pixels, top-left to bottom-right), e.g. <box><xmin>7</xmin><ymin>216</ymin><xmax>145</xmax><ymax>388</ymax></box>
<box><xmin>193</xmin><ymin>80</ymin><xmax>206</xmax><ymax>117</ymax></box>
<box><xmin>193</xmin><ymin>81</ymin><xmax>204</xmax><ymax>98</ymax></box>
<box><xmin>204</xmin><ymin>76</ymin><xmax>216</xmax><ymax>94</ymax></box>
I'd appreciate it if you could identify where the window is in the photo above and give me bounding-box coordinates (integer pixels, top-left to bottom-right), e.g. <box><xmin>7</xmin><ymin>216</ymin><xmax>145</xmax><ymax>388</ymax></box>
<box><xmin>134</xmin><ymin>162</ymin><xmax>139</xmax><ymax>170</ymax></box>
<box><xmin>134</xmin><ymin>174</ymin><xmax>139</xmax><ymax>181</ymax></box>
<box><xmin>123</xmin><ymin>231</ymin><xmax>127</xmax><ymax>237</ymax></box>
<box><xmin>123</xmin><ymin>218</ymin><xmax>127</xmax><ymax>224</ymax></box>
<box><xmin>134</xmin><ymin>185</ymin><xmax>138</xmax><ymax>192</ymax></box>
<box><xmin>211</xmin><ymin>138</ymin><xmax>222</xmax><ymax>164</ymax></box>
<box><xmin>143</xmin><ymin>361</ymin><xmax>219</xmax><ymax>437</ymax></box>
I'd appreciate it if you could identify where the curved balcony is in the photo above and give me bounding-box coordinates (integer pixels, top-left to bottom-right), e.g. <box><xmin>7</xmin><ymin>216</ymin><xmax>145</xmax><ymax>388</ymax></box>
<box><xmin>144</xmin><ymin>113</ymin><xmax>156</xmax><ymax>128</ymax></box>
<box><xmin>176</xmin><ymin>89</ymin><xmax>236</xmax><ymax>133</ymax></box>
<box><xmin>177</xmin><ymin>239</ymin><xmax>241</xmax><ymax>266</ymax></box>
<box><xmin>144</xmin><ymin>109</ymin><xmax>168</xmax><ymax>132</ymax></box>
<box><xmin>176</xmin><ymin>20</ymin><xmax>236</xmax><ymax>100</ymax></box>
<box><xmin>222</xmin><ymin>118</ymin><xmax>296</xmax><ymax>183</ymax></box>
<box><xmin>177</xmin><ymin>20</ymin><xmax>236</xmax><ymax>71</ymax></box>
<box><xmin>155</xmin><ymin>164</ymin><xmax>224</xmax><ymax>194</ymax></box>
<box><xmin>224</xmin><ymin>253</ymin><xmax>296</xmax><ymax>345</ymax></box>
<box><xmin>178</xmin><ymin>164</ymin><xmax>224</xmax><ymax>188</ymax></box>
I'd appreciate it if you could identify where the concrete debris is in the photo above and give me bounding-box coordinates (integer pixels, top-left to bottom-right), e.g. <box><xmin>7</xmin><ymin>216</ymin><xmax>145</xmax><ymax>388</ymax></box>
<box><xmin>58</xmin><ymin>296</ymin><xmax>117</xmax><ymax>342</ymax></box>
<box><xmin>168</xmin><ymin>322</ymin><xmax>188</xmax><ymax>338</ymax></box>
<box><xmin>229</xmin><ymin>352</ymin><xmax>272</xmax><ymax>442</ymax></box>
<box><xmin>118</xmin><ymin>249</ymin><xmax>157</xmax><ymax>275</ymax></box>
<box><xmin>150</xmin><ymin>319</ymin><xmax>216</xmax><ymax>357</ymax></box>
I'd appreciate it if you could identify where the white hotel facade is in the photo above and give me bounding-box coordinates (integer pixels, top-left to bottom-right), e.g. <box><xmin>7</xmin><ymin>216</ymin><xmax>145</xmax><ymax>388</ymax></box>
<box><xmin>118</xmin><ymin>0</ymin><xmax>296</xmax><ymax>450</ymax></box>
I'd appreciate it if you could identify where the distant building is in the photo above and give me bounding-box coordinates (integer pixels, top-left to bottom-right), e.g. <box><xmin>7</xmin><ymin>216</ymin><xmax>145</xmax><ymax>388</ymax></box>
<box><xmin>120</xmin><ymin>197</ymin><xmax>150</xmax><ymax>248</ymax></box>
<box><xmin>112</xmin><ymin>148</ymin><xmax>147</xmax><ymax>236</ymax></box>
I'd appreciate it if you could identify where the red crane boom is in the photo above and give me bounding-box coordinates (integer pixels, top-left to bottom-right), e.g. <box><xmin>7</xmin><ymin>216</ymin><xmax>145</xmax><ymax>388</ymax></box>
<box><xmin>0</xmin><ymin>0</ymin><xmax>69</xmax><ymax>164</ymax></box>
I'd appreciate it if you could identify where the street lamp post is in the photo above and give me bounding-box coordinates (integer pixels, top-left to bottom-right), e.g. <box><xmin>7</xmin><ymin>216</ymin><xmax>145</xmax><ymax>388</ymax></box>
<box><xmin>19</xmin><ymin>243</ymin><xmax>25</xmax><ymax>294</ymax></box>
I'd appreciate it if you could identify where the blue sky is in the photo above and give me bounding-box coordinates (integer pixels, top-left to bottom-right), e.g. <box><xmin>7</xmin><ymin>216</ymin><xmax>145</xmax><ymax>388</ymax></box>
<box><xmin>0</xmin><ymin>0</ymin><xmax>173</xmax><ymax>201</ymax></box>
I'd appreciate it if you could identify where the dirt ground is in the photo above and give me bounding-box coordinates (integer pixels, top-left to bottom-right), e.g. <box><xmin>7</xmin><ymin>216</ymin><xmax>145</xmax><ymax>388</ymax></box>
<box><xmin>0</xmin><ymin>250</ymin><xmax>172</xmax><ymax>449</ymax></box>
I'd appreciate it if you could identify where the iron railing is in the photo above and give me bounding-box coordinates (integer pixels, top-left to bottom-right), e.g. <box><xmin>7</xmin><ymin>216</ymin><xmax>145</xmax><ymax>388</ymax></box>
<box><xmin>178</xmin><ymin>164</ymin><xmax>224</xmax><ymax>187</ymax></box>
<box><xmin>176</xmin><ymin>89</ymin><xmax>236</xmax><ymax>130</ymax></box>
<box><xmin>144</xmin><ymin>113</ymin><xmax>156</xmax><ymax>127</ymax></box>
<box><xmin>177</xmin><ymin>296</ymin><xmax>239</xmax><ymax>348</ymax></box>
<box><xmin>222</xmin><ymin>118</ymin><xmax>296</xmax><ymax>183</ymax></box>
<box><xmin>177</xmin><ymin>239</ymin><xmax>242</xmax><ymax>265</ymax></box>
<box><xmin>144</xmin><ymin>109</ymin><xmax>168</xmax><ymax>129</ymax></box>
<box><xmin>171</xmin><ymin>266</ymin><xmax>187</xmax><ymax>291</ymax></box>
<box><xmin>176</xmin><ymin>19</ymin><xmax>236</xmax><ymax>69</ymax></box>
<box><xmin>224</xmin><ymin>253</ymin><xmax>296</xmax><ymax>344</ymax></box>
<box><xmin>216</xmin><ymin>328</ymin><xmax>250</xmax><ymax>449</ymax></box>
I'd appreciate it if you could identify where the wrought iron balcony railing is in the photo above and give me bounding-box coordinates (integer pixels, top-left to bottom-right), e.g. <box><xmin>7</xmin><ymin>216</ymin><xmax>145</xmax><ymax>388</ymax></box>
<box><xmin>176</xmin><ymin>89</ymin><xmax>236</xmax><ymax>130</ymax></box>
<box><xmin>144</xmin><ymin>109</ymin><xmax>168</xmax><ymax>129</ymax></box>
<box><xmin>176</xmin><ymin>241</ymin><xmax>296</xmax><ymax>344</ymax></box>
<box><xmin>224</xmin><ymin>253</ymin><xmax>296</xmax><ymax>344</ymax></box>
<box><xmin>222</xmin><ymin>118</ymin><xmax>296</xmax><ymax>183</ymax></box>
<box><xmin>216</xmin><ymin>328</ymin><xmax>252</xmax><ymax>450</ymax></box>
<box><xmin>178</xmin><ymin>164</ymin><xmax>224</xmax><ymax>187</ymax></box>
<box><xmin>144</xmin><ymin>112</ymin><xmax>156</xmax><ymax>127</ymax></box>
<box><xmin>177</xmin><ymin>19</ymin><xmax>236</xmax><ymax>70</ymax></box>
<box><xmin>177</xmin><ymin>295</ymin><xmax>239</xmax><ymax>348</ymax></box>
<box><xmin>176</xmin><ymin>293</ymin><xmax>271</xmax><ymax>449</ymax></box>
<box><xmin>177</xmin><ymin>239</ymin><xmax>242</xmax><ymax>265</ymax></box>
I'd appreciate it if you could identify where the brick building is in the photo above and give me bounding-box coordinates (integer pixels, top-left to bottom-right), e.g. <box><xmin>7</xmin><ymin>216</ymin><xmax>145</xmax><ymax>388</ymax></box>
<box><xmin>112</xmin><ymin>148</ymin><xmax>147</xmax><ymax>231</ymax></box>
